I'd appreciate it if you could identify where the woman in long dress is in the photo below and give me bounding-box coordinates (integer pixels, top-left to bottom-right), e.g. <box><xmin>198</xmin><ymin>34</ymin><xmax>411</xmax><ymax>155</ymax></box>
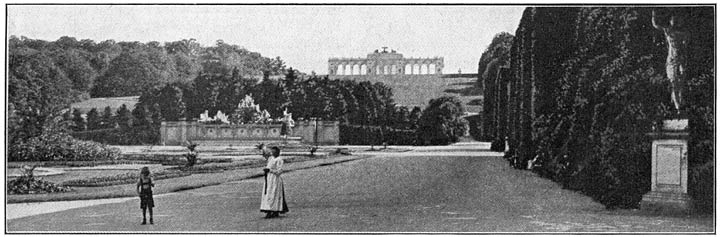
<box><xmin>260</xmin><ymin>146</ymin><xmax>289</xmax><ymax>218</ymax></box>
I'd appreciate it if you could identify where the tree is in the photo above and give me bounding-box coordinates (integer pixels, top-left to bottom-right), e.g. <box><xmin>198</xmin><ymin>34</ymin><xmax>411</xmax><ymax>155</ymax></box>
<box><xmin>8</xmin><ymin>47</ymin><xmax>74</xmax><ymax>144</ymax></box>
<box><xmin>417</xmin><ymin>96</ymin><xmax>467</xmax><ymax>145</ymax></box>
<box><xmin>91</xmin><ymin>45</ymin><xmax>177</xmax><ymax>97</ymax></box>
<box><xmin>165</xmin><ymin>39</ymin><xmax>202</xmax><ymax>83</ymax></box>
<box><xmin>253</xmin><ymin>77</ymin><xmax>285</xmax><ymax>118</ymax></box>
<box><xmin>101</xmin><ymin>106</ymin><xmax>116</xmax><ymax>129</ymax></box>
<box><xmin>51</xmin><ymin>48</ymin><xmax>98</xmax><ymax>94</ymax></box>
<box><xmin>71</xmin><ymin>109</ymin><xmax>86</xmax><ymax>131</ymax></box>
<box><xmin>157</xmin><ymin>84</ymin><xmax>186</xmax><ymax>121</ymax></box>
<box><xmin>115</xmin><ymin>104</ymin><xmax>134</xmax><ymax>129</ymax></box>
<box><xmin>408</xmin><ymin>106</ymin><xmax>422</xmax><ymax>130</ymax></box>
<box><xmin>86</xmin><ymin>108</ymin><xmax>101</xmax><ymax>130</ymax></box>
<box><xmin>132</xmin><ymin>104</ymin><xmax>153</xmax><ymax>128</ymax></box>
<box><xmin>151</xmin><ymin>103</ymin><xmax>164</xmax><ymax>127</ymax></box>
<box><xmin>393</xmin><ymin>106</ymin><xmax>411</xmax><ymax>129</ymax></box>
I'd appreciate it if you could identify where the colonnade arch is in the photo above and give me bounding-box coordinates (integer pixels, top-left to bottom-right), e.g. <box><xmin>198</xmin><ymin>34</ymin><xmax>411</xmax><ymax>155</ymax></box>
<box><xmin>328</xmin><ymin>50</ymin><xmax>443</xmax><ymax>76</ymax></box>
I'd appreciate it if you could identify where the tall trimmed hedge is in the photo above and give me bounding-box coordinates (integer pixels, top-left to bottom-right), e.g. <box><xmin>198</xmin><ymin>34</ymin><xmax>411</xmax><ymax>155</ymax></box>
<box><xmin>485</xmin><ymin>7</ymin><xmax>714</xmax><ymax>209</ymax></box>
<box><xmin>339</xmin><ymin>124</ymin><xmax>416</xmax><ymax>145</ymax></box>
<box><xmin>72</xmin><ymin>127</ymin><xmax>159</xmax><ymax>145</ymax></box>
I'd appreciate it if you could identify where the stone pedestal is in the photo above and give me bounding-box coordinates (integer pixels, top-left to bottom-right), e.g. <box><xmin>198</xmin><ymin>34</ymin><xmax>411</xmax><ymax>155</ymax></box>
<box><xmin>641</xmin><ymin>119</ymin><xmax>691</xmax><ymax>214</ymax></box>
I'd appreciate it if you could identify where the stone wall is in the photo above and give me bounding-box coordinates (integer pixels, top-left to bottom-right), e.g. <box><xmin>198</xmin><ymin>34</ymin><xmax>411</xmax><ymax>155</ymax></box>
<box><xmin>294</xmin><ymin>120</ymin><xmax>340</xmax><ymax>145</ymax></box>
<box><xmin>160</xmin><ymin>120</ymin><xmax>339</xmax><ymax>146</ymax></box>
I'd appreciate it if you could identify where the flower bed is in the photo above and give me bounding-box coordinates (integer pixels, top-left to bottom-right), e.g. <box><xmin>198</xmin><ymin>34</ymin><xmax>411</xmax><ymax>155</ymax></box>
<box><xmin>8</xmin><ymin>160</ymin><xmax>155</xmax><ymax>168</ymax></box>
<box><xmin>62</xmin><ymin>170</ymin><xmax>190</xmax><ymax>187</ymax></box>
<box><xmin>168</xmin><ymin>155</ymin><xmax>317</xmax><ymax>174</ymax></box>
<box><xmin>168</xmin><ymin>160</ymin><xmax>261</xmax><ymax>173</ymax></box>
<box><xmin>122</xmin><ymin>154</ymin><xmax>232</xmax><ymax>166</ymax></box>
<box><xmin>7</xmin><ymin>176</ymin><xmax>72</xmax><ymax>195</ymax></box>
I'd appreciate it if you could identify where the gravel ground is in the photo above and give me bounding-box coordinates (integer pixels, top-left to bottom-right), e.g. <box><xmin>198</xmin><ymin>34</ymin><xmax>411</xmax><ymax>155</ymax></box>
<box><xmin>6</xmin><ymin>145</ymin><xmax>714</xmax><ymax>233</ymax></box>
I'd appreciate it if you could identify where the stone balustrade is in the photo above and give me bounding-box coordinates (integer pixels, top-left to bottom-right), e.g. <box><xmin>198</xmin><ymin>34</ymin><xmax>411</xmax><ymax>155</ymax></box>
<box><xmin>160</xmin><ymin>119</ymin><xmax>339</xmax><ymax>146</ymax></box>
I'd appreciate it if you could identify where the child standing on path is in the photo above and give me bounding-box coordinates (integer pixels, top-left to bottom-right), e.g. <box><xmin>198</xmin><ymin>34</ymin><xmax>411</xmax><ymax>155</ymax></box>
<box><xmin>136</xmin><ymin>167</ymin><xmax>155</xmax><ymax>225</ymax></box>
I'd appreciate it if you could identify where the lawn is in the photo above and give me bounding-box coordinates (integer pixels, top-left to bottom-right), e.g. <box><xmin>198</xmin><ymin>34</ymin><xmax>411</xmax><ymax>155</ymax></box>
<box><xmin>6</xmin><ymin>153</ymin><xmax>368</xmax><ymax>203</ymax></box>
<box><xmin>337</xmin><ymin>75</ymin><xmax>482</xmax><ymax>110</ymax></box>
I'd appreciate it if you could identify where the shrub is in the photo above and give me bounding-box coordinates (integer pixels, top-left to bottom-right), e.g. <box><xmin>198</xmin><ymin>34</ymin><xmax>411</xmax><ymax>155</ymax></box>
<box><xmin>689</xmin><ymin>140</ymin><xmax>714</xmax><ymax>212</ymax></box>
<box><xmin>417</xmin><ymin>96</ymin><xmax>468</xmax><ymax>145</ymax></box>
<box><xmin>120</xmin><ymin>154</ymin><xmax>231</xmax><ymax>166</ymax></box>
<box><xmin>9</xmin><ymin>132</ymin><xmax>120</xmax><ymax>162</ymax></box>
<box><xmin>62</xmin><ymin>170</ymin><xmax>190</xmax><ymax>187</ymax></box>
<box><xmin>185</xmin><ymin>144</ymin><xmax>199</xmax><ymax>167</ymax></box>
<box><xmin>72</xmin><ymin>126</ymin><xmax>159</xmax><ymax>145</ymax></box>
<box><xmin>339</xmin><ymin>124</ymin><xmax>416</xmax><ymax>145</ymax></box>
<box><xmin>7</xmin><ymin>166</ymin><xmax>72</xmax><ymax>194</ymax></box>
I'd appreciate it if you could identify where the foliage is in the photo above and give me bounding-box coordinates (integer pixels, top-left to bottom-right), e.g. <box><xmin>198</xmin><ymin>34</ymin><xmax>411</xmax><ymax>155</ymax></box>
<box><xmin>486</xmin><ymin>7</ymin><xmax>714</xmax><ymax>209</ymax></box>
<box><xmin>137</xmin><ymin>71</ymin><xmax>408</xmax><ymax>136</ymax></box>
<box><xmin>101</xmin><ymin>106</ymin><xmax>116</xmax><ymax>129</ymax></box>
<box><xmin>71</xmin><ymin>109</ymin><xmax>86</xmax><ymax>132</ymax></box>
<box><xmin>86</xmin><ymin>108</ymin><xmax>101</xmax><ymax>130</ymax></box>
<box><xmin>339</xmin><ymin>125</ymin><xmax>417</xmax><ymax>145</ymax></box>
<box><xmin>185</xmin><ymin>144</ymin><xmax>198</xmax><ymax>167</ymax></box>
<box><xmin>62</xmin><ymin>170</ymin><xmax>189</xmax><ymax>187</ymax></box>
<box><xmin>132</xmin><ymin>104</ymin><xmax>153</xmax><ymax>128</ymax></box>
<box><xmin>71</xmin><ymin>126</ymin><xmax>159</xmax><ymax>145</ymax></box>
<box><xmin>91</xmin><ymin>45</ymin><xmax>177</xmax><ymax>97</ymax></box>
<box><xmin>8</xmin><ymin>36</ymin><xmax>286</xmax><ymax>99</ymax></box>
<box><xmin>417</xmin><ymin>96</ymin><xmax>468</xmax><ymax>145</ymax></box>
<box><xmin>8</xmin><ymin>45</ymin><xmax>74</xmax><ymax>145</ymax></box>
<box><xmin>688</xmin><ymin>141</ymin><xmax>714</xmax><ymax>212</ymax></box>
<box><xmin>115</xmin><ymin>104</ymin><xmax>133</xmax><ymax>129</ymax></box>
<box><xmin>9</xmin><ymin>117</ymin><xmax>121</xmax><ymax>162</ymax></box>
<box><xmin>8</xmin><ymin>175</ymin><xmax>73</xmax><ymax>195</ymax></box>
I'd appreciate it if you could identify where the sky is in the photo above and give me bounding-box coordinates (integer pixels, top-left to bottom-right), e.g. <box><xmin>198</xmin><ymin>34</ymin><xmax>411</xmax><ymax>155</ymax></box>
<box><xmin>7</xmin><ymin>5</ymin><xmax>525</xmax><ymax>74</ymax></box>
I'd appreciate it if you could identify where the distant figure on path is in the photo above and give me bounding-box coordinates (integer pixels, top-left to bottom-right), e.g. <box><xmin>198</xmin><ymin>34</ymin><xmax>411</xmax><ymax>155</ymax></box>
<box><xmin>260</xmin><ymin>146</ymin><xmax>289</xmax><ymax>218</ymax></box>
<box><xmin>136</xmin><ymin>167</ymin><xmax>155</xmax><ymax>225</ymax></box>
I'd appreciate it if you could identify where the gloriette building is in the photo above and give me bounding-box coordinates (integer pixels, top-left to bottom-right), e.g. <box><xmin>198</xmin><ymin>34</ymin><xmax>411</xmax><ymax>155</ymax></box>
<box><xmin>328</xmin><ymin>47</ymin><xmax>444</xmax><ymax>76</ymax></box>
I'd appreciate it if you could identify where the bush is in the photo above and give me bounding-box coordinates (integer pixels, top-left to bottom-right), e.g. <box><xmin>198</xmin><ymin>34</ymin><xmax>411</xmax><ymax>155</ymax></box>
<box><xmin>689</xmin><ymin>140</ymin><xmax>714</xmax><ymax>213</ymax></box>
<box><xmin>185</xmin><ymin>144</ymin><xmax>199</xmax><ymax>167</ymax></box>
<box><xmin>7</xmin><ymin>166</ymin><xmax>72</xmax><ymax>194</ymax></box>
<box><xmin>62</xmin><ymin>170</ymin><xmax>190</xmax><ymax>187</ymax></box>
<box><xmin>72</xmin><ymin>126</ymin><xmax>159</xmax><ymax>145</ymax></box>
<box><xmin>339</xmin><ymin>124</ymin><xmax>416</xmax><ymax>145</ymax></box>
<box><xmin>8</xmin><ymin>176</ymin><xmax>73</xmax><ymax>194</ymax></box>
<box><xmin>121</xmin><ymin>154</ymin><xmax>231</xmax><ymax>166</ymax></box>
<box><xmin>9</xmin><ymin>132</ymin><xmax>120</xmax><ymax>162</ymax></box>
<box><xmin>417</xmin><ymin>96</ymin><xmax>468</xmax><ymax>145</ymax></box>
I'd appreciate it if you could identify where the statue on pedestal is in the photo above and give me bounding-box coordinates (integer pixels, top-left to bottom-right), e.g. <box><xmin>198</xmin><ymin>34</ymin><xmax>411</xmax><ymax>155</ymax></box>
<box><xmin>641</xmin><ymin>8</ymin><xmax>692</xmax><ymax>214</ymax></box>
<box><xmin>280</xmin><ymin>108</ymin><xmax>295</xmax><ymax>138</ymax></box>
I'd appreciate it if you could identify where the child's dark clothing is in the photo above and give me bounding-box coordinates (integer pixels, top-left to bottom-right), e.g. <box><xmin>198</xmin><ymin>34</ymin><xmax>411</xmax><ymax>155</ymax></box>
<box><xmin>138</xmin><ymin>177</ymin><xmax>154</xmax><ymax>209</ymax></box>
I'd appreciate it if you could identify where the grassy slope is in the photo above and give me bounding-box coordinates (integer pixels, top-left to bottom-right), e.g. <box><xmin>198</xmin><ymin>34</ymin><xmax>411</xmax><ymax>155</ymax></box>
<box><xmin>332</xmin><ymin>75</ymin><xmax>482</xmax><ymax>112</ymax></box>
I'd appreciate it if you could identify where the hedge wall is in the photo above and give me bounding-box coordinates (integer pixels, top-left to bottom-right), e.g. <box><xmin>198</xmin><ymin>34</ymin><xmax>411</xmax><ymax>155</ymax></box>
<box><xmin>485</xmin><ymin>7</ymin><xmax>714</xmax><ymax>209</ymax></box>
<box><xmin>72</xmin><ymin>126</ymin><xmax>159</xmax><ymax>145</ymax></box>
<box><xmin>339</xmin><ymin>124</ymin><xmax>416</xmax><ymax>145</ymax></box>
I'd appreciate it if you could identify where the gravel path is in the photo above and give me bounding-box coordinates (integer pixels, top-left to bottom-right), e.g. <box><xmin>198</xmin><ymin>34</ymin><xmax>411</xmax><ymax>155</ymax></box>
<box><xmin>7</xmin><ymin>142</ymin><xmax>713</xmax><ymax>233</ymax></box>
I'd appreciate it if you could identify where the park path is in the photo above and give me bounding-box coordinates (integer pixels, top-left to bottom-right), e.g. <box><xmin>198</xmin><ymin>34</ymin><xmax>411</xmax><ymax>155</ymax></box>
<box><xmin>6</xmin><ymin>141</ymin><xmax>714</xmax><ymax>233</ymax></box>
